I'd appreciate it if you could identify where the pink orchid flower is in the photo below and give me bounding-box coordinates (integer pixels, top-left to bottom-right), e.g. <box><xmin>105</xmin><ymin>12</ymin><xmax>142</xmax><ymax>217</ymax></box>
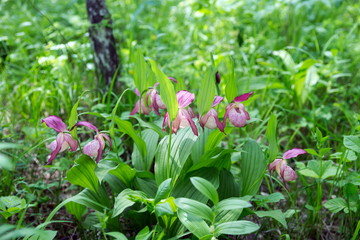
<box><xmin>162</xmin><ymin>90</ymin><xmax>198</xmax><ymax>136</ymax></box>
<box><xmin>130</xmin><ymin>88</ymin><xmax>150</xmax><ymax>115</ymax></box>
<box><xmin>269</xmin><ymin>148</ymin><xmax>307</xmax><ymax>188</ymax></box>
<box><xmin>75</xmin><ymin>121</ymin><xmax>112</xmax><ymax>163</ymax></box>
<box><xmin>199</xmin><ymin>96</ymin><xmax>224</xmax><ymax>132</ymax></box>
<box><xmin>224</xmin><ymin>92</ymin><xmax>253</xmax><ymax>128</ymax></box>
<box><xmin>145</xmin><ymin>83</ymin><xmax>166</xmax><ymax>116</ymax></box>
<box><xmin>42</xmin><ymin>116</ymin><xmax>78</xmax><ymax>164</ymax></box>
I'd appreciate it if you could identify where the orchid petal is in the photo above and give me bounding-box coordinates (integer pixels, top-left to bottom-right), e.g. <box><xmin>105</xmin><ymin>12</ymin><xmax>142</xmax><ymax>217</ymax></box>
<box><xmin>281</xmin><ymin>165</ymin><xmax>297</xmax><ymax>182</ymax></box>
<box><xmin>75</xmin><ymin>121</ymin><xmax>99</xmax><ymax>132</ymax></box>
<box><xmin>130</xmin><ymin>100</ymin><xmax>140</xmax><ymax>115</ymax></box>
<box><xmin>199</xmin><ymin>112</ymin><xmax>210</xmax><ymax>129</ymax></box>
<box><xmin>268</xmin><ymin>158</ymin><xmax>282</xmax><ymax>172</ymax></box>
<box><xmin>42</xmin><ymin>115</ymin><xmax>67</xmax><ymax>133</ymax></box>
<box><xmin>134</xmin><ymin>88</ymin><xmax>140</xmax><ymax>97</ymax></box>
<box><xmin>180</xmin><ymin>109</ymin><xmax>198</xmax><ymax>136</ymax></box>
<box><xmin>64</xmin><ymin>133</ymin><xmax>78</xmax><ymax>151</ymax></box>
<box><xmin>151</xmin><ymin>91</ymin><xmax>161</xmax><ymax>116</ymax></box>
<box><xmin>234</xmin><ymin>92</ymin><xmax>254</xmax><ymax>102</ymax></box>
<box><xmin>171</xmin><ymin>114</ymin><xmax>181</xmax><ymax>134</ymax></box>
<box><xmin>228</xmin><ymin>106</ymin><xmax>247</xmax><ymax>127</ymax></box>
<box><xmin>282</xmin><ymin>148</ymin><xmax>307</xmax><ymax>159</ymax></box>
<box><xmin>47</xmin><ymin>133</ymin><xmax>64</xmax><ymax>164</ymax></box>
<box><xmin>100</xmin><ymin>133</ymin><xmax>112</xmax><ymax>150</ymax></box>
<box><xmin>96</xmin><ymin>135</ymin><xmax>105</xmax><ymax>163</ymax></box>
<box><xmin>168</xmin><ymin>77</ymin><xmax>178</xmax><ymax>83</ymax></box>
<box><xmin>162</xmin><ymin>112</ymin><xmax>170</xmax><ymax>131</ymax></box>
<box><xmin>176</xmin><ymin>90</ymin><xmax>195</xmax><ymax>108</ymax></box>
<box><xmin>83</xmin><ymin>139</ymin><xmax>100</xmax><ymax>157</ymax></box>
<box><xmin>212</xmin><ymin>96</ymin><xmax>223</xmax><ymax>107</ymax></box>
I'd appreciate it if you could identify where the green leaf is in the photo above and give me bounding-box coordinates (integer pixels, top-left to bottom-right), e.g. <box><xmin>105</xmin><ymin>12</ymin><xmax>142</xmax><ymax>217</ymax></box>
<box><xmin>252</xmin><ymin>192</ymin><xmax>285</xmax><ymax>205</ymax></box>
<box><xmin>68</xmin><ymin>98</ymin><xmax>80</xmax><ymax>138</ymax></box>
<box><xmin>113</xmin><ymin>189</ymin><xmax>147</xmax><ymax>217</ymax></box>
<box><xmin>223</xmin><ymin>57</ymin><xmax>238</xmax><ymax>102</ymax></box>
<box><xmin>205</xmin><ymin>127</ymin><xmax>232</xmax><ymax>153</ymax></box>
<box><xmin>65</xmin><ymin>201</ymin><xmax>86</xmax><ymax>221</ymax></box>
<box><xmin>324</xmin><ymin>198</ymin><xmax>347</xmax><ymax>213</ymax></box>
<box><xmin>255</xmin><ymin>210</ymin><xmax>288</xmax><ymax>228</ymax></box>
<box><xmin>344</xmin><ymin>135</ymin><xmax>360</xmax><ymax>153</ymax></box>
<box><xmin>214</xmin><ymin>220</ymin><xmax>259</xmax><ymax>236</ymax></box>
<box><xmin>177</xmin><ymin>209</ymin><xmax>211</xmax><ymax>238</ymax></box>
<box><xmin>197</xmin><ymin>67</ymin><xmax>215</xmax><ymax>115</ymax></box>
<box><xmin>132</xmin><ymin>129</ymin><xmax>159</xmax><ymax>171</ymax></box>
<box><xmin>239</xmin><ymin>139</ymin><xmax>266</xmax><ymax>196</ymax></box>
<box><xmin>344</xmin><ymin>183</ymin><xmax>359</xmax><ymax>204</ymax></box>
<box><xmin>265</xmin><ymin>113</ymin><xmax>279</xmax><ymax>161</ymax></box>
<box><xmin>175</xmin><ymin>198</ymin><xmax>214</xmax><ymax>222</ymax></box>
<box><xmin>134</xmin><ymin>48</ymin><xmax>148</xmax><ymax>95</ymax></box>
<box><xmin>190</xmin><ymin>177</ymin><xmax>219</xmax><ymax>205</ymax></box>
<box><xmin>155</xmin><ymin>127</ymin><xmax>198</xmax><ymax>184</ymax></box>
<box><xmin>0</xmin><ymin>224</ymin><xmax>57</xmax><ymax>240</ymax></box>
<box><xmin>106</xmin><ymin>232</ymin><xmax>128</xmax><ymax>240</ymax></box>
<box><xmin>0</xmin><ymin>196</ymin><xmax>26</xmax><ymax>219</ymax></box>
<box><xmin>154</xmin><ymin>197</ymin><xmax>177</xmax><ymax>216</ymax></box>
<box><xmin>273</xmin><ymin>50</ymin><xmax>296</xmax><ymax>73</ymax></box>
<box><xmin>135</xmin><ymin>226</ymin><xmax>152</xmax><ymax>240</ymax></box>
<box><xmin>66</xmin><ymin>155</ymin><xmax>99</xmax><ymax>193</ymax></box>
<box><xmin>149</xmin><ymin>59</ymin><xmax>178</xmax><ymax>120</ymax></box>
<box><xmin>216</xmin><ymin>198</ymin><xmax>252</xmax><ymax>212</ymax></box>
<box><xmin>108</xmin><ymin>163</ymin><xmax>137</xmax><ymax>187</ymax></box>
<box><xmin>155</xmin><ymin>178</ymin><xmax>172</xmax><ymax>204</ymax></box>
<box><xmin>298</xmin><ymin>160</ymin><xmax>337</xmax><ymax>180</ymax></box>
<box><xmin>112</xmin><ymin>116</ymin><xmax>147</xmax><ymax>159</ymax></box>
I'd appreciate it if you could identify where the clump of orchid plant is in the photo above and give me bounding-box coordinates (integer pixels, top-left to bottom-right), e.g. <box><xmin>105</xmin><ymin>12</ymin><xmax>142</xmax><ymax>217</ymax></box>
<box><xmin>42</xmin><ymin>116</ymin><xmax>112</xmax><ymax>164</ymax></box>
<box><xmin>268</xmin><ymin>148</ymin><xmax>307</xmax><ymax>189</ymax></box>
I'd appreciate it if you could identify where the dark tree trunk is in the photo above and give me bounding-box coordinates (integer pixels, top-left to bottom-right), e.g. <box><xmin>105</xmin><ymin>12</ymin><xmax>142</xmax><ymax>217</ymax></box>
<box><xmin>86</xmin><ymin>0</ymin><xmax>120</xmax><ymax>87</ymax></box>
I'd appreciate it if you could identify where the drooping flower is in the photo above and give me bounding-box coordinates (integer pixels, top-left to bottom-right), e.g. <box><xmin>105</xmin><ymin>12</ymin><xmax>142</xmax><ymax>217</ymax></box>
<box><xmin>145</xmin><ymin>83</ymin><xmax>166</xmax><ymax>115</ymax></box>
<box><xmin>269</xmin><ymin>148</ymin><xmax>307</xmax><ymax>188</ymax></box>
<box><xmin>75</xmin><ymin>121</ymin><xmax>112</xmax><ymax>163</ymax></box>
<box><xmin>130</xmin><ymin>88</ymin><xmax>150</xmax><ymax>115</ymax></box>
<box><xmin>42</xmin><ymin>115</ymin><xmax>78</xmax><ymax>164</ymax></box>
<box><xmin>224</xmin><ymin>92</ymin><xmax>254</xmax><ymax>128</ymax></box>
<box><xmin>215</xmin><ymin>71</ymin><xmax>221</xmax><ymax>84</ymax></box>
<box><xmin>199</xmin><ymin>96</ymin><xmax>224</xmax><ymax>132</ymax></box>
<box><xmin>162</xmin><ymin>90</ymin><xmax>198</xmax><ymax>136</ymax></box>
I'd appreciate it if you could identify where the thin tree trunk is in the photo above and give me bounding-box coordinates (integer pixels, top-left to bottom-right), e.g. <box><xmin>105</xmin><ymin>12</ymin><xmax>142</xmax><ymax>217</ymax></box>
<box><xmin>86</xmin><ymin>0</ymin><xmax>120</xmax><ymax>87</ymax></box>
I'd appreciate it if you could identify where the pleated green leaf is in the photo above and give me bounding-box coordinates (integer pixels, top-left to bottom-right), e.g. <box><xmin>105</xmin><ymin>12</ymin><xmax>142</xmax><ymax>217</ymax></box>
<box><xmin>190</xmin><ymin>177</ymin><xmax>219</xmax><ymax>205</ymax></box>
<box><xmin>155</xmin><ymin>127</ymin><xmax>198</xmax><ymax>184</ymax></box>
<box><xmin>239</xmin><ymin>139</ymin><xmax>266</xmax><ymax>196</ymax></box>
<box><xmin>149</xmin><ymin>59</ymin><xmax>178</xmax><ymax>120</ymax></box>
<box><xmin>134</xmin><ymin>48</ymin><xmax>148</xmax><ymax>95</ymax></box>
<box><xmin>265</xmin><ymin>113</ymin><xmax>279</xmax><ymax>161</ymax></box>
<box><xmin>177</xmin><ymin>209</ymin><xmax>211</xmax><ymax>238</ymax></box>
<box><xmin>175</xmin><ymin>198</ymin><xmax>214</xmax><ymax>223</ymax></box>
<box><xmin>66</xmin><ymin>155</ymin><xmax>99</xmax><ymax>193</ymax></box>
<box><xmin>197</xmin><ymin>68</ymin><xmax>215</xmax><ymax>115</ymax></box>
<box><xmin>214</xmin><ymin>220</ymin><xmax>259</xmax><ymax>236</ymax></box>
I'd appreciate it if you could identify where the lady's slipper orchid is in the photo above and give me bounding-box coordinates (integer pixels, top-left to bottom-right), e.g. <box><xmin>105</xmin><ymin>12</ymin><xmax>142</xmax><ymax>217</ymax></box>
<box><xmin>130</xmin><ymin>88</ymin><xmax>150</xmax><ymax>115</ymax></box>
<box><xmin>75</xmin><ymin>121</ymin><xmax>112</xmax><ymax>163</ymax></box>
<box><xmin>224</xmin><ymin>92</ymin><xmax>253</xmax><ymax>128</ymax></box>
<box><xmin>42</xmin><ymin>116</ymin><xmax>78</xmax><ymax>164</ymax></box>
<box><xmin>269</xmin><ymin>148</ymin><xmax>307</xmax><ymax>188</ymax></box>
<box><xmin>199</xmin><ymin>96</ymin><xmax>224</xmax><ymax>132</ymax></box>
<box><xmin>145</xmin><ymin>83</ymin><xmax>166</xmax><ymax>115</ymax></box>
<box><xmin>162</xmin><ymin>90</ymin><xmax>198</xmax><ymax>136</ymax></box>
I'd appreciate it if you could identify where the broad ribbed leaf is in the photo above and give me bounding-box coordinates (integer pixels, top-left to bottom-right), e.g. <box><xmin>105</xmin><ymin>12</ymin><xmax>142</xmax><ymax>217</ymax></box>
<box><xmin>324</xmin><ymin>198</ymin><xmax>347</xmax><ymax>213</ymax></box>
<box><xmin>205</xmin><ymin>127</ymin><xmax>232</xmax><ymax>153</ymax></box>
<box><xmin>155</xmin><ymin>178</ymin><xmax>172</xmax><ymax>204</ymax></box>
<box><xmin>223</xmin><ymin>57</ymin><xmax>237</xmax><ymax>102</ymax></box>
<box><xmin>132</xmin><ymin>129</ymin><xmax>159</xmax><ymax>171</ymax></box>
<box><xmin>155</xmin><ymin>127</ymin><xmax>198</xmax><ymax>184</ymax></box>
<box><xmin>216</xmin><ymin>198</ymin><xmax>252</xmax><ymax>212</ymax></box>
<box><xmin>255</xmin><ymin>210</ymin><xmax>287</xmax><ymax>228</ymax></box>
<box><xmin>215</xmin><ymin>221</ymin><xmax>259</xmax><ymax>236</ymax></box>
<box><xmin>134</xmin><ymin>48</ymin><xmax>148</xmax><ymax>95</ymax></box>
<box><xmin>135</xmin><ymin>226</ymin><xmax>152</xmax><ymax>240</ymax></box>
<box><xmin>344</xmin><ymin>135</ymin><xmax>360</xmax><ymax>153</ymax></box>
<box><xmin>197</xmin><ymin>68</ymin><xmax>215</xmax><ymax>115</ymax></box>
<box><xmin>175</xmin><ymin>198</ymin><xmax>214</xmax><ymax>222</ymax></box>
<box><xmin>265</xmin><ymin>113</ymin><xmax>279</xmax><ymax>161</ymax></box>
<box><xmin>239</xmin><ymin>140</ymin><xmax>266</xmax><ymax>196</ymax></box>
<box><xmin>106</xmin><ymin>232</ymin><xmax>128</xmax><ymax>240</ymax></box>
<box><xmin>108</xmin><ymin>163</ymin><xmax>137</xmax><ymax>187</ymax></box>
<box><xmin>112</xmin><ymin>116</ymin><xmax>146</xmax><ymax>159</ymax></box>
<box><xmin>190</xmin><ymin>177</ymin><xmax>219</xmax><ymax>205</ymax></box>
<box><xmin>149</xmin><ymin>59</ymin><xmax>178</xmax><ymax>120</ymax></box>
<box><xmin>113</xmin><ymin>189</ymin><xmax>147</xmax><ymax>217</ymax></box>
<box><xmin>65</xmin><ymin>202</ymin><xmax>86</xmax><ymax>221</ymax></box>
<box><xmin>68</xmin><ymin>98</ymin><xmax>80</xmax><ymax>138</ymax></box>
<box><xmin>177</xmin><ymin>209</ymin><xmax>211</xmax><ymax>238</ymax></box>
<box><xmin>66</xmin><ymin>155</ymin><xmax>99</xmax><ymax>193</ymax></box>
